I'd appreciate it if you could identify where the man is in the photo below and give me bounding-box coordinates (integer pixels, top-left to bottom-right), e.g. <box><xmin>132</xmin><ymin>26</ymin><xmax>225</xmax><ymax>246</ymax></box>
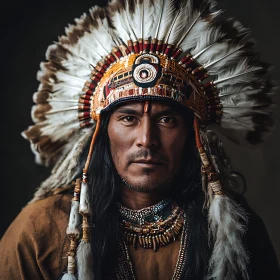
<box><xmin>0</xmin><ymin>0</ymin><xmax>279</xmax><ymax>279</ymax></box>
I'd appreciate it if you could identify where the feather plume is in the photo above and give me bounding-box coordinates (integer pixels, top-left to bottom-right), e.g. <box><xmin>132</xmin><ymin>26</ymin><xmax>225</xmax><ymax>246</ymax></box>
<box><xmin>192</xmin><ymin>25</ymin><xmax>225</xmax><ymax>59</ymax></box>
<box><xmin>109</xmin><ymin>0</ymin><xmax>133</xmax><ymax>43</ymax></box>
<box><xmin>30</xmin><ymin>128</ymin><xmax>93</xmax><ymax>202</ymax></box>
<box><xmin>176</xmin><ymin>1</ymin><xmax>219</xmax><ymax>52</ymax></box>
<box><xmin>207</xmin><ymin>195</ymin><xmax>249</xmax><ymax>280</ymax></box>
<box><xmin>155</xmin><ymin>0</ymin><xmax>177</xmax><ymax>41</ymax></box>
<box><xmin>124</xmin><ymin>0</ymin><xmax>143</xmax><ymax>39</ymax></box>
<box><xmin>214</xmin><ymin>59</ymin><xmax>266</xmax><ymax>87</ymax></box>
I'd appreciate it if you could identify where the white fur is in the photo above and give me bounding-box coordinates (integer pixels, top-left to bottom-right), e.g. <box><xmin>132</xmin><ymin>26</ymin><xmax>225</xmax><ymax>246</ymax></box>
<box><xmin>61</xmin><ymin>273</ymin><xmax>77</xmax><ymax>280</ymax></box>
<box><xmin>79</xmin><ymin>181</ymin><xmax>92</xmax><ymax>216</ymax></box>
<box><xmin>67</xmin><ymin>201</ymin><xmax>82</xmax><ymax>237</ymax></box>
<box><xmin>77</xmin><ymin>241</ymin><xmax>94</xmax><ymax>280</ymax></box>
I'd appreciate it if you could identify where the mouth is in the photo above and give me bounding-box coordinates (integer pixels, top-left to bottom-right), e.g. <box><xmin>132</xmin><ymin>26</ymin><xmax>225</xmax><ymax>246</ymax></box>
<box><xmin>132</xmin><ymin>159</ymin><xmax>164</xmax><ymax>166</ymax></box>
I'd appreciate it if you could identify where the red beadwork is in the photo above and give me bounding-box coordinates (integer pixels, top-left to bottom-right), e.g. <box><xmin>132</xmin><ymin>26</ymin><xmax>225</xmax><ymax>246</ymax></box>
<box><xmin>79</xmin><ymin>99</ymin><xmax>90</xmax><ymax>105</ymax></box>
<box><xmin>161</xmin><ymin>43</ymin><xmax>168</xmax><ymax>54</ymax></box>
<box><xmin>85</xmin><ymin>89</ymin><xmax>93</xmax><ymax>95</ymax></box>
<box><xmin>125</xmin><ymin>48</ymin><xmax>130</xmax><ymax>55</ymax></box>
<box><xmin>156</xmin><ymin>42</ymin><xmax>163</xmax><ymax>54</ymax></box>
<box><xmin>164</xmin><ymin>45</ymin><xmax>174</xmax><ymax>57</ymax></box>
<box><xmin>144</xmin><ymin>42</ymin><xmax>150</xmax><ymax>53</ymax></box>
<box><xmin>139</xmin><ymin>40</ymin><xmax>144</xmax><ymax>53</ymax></box>
<box><xmin>114</xmin><ymin>49</ymin><xmax>122</xmax><ymax>59</ymax></box>
<box><xmin>80</xmin><ymin>121</ymin><xmax>92</xmax><ymax>128</ymax></box>
<box><xmin>79</xmin><ymin>105</ymin><xmax>91</xmax><ymax>111</ymax></box>
<box><xmin>89</xmin><ymin>83</ymin><xmax>96</xmax><ymax>90</ymax></box>
<box><xmin>92</xmin><ymin>76</ymin><xmax>101</xmax><ymax>83</ymax></box>
<box><xmin>108</xmin><ymin>54</ymin><xmax>116</xmax><ymax>63</ymax></box>
<box><xmin>171</xmin><ymin>48</ymin><xmax>182</xmax><ymax>59</ymax></box>
<box><xmin>134</xmin><ymin>42</ymin><xmax>140</xmax><ymax>54</ymax></box>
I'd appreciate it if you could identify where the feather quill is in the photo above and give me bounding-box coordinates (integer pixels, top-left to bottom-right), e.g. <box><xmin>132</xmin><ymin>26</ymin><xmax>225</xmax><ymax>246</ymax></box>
<box><xmin>214</xmin><ymin>59</ymin><xmax>264</xmax><ymax>86</ymax></box>
<box><xmin>155</xmin><ymin>0</ymin><xmax>177</xmax><ymax>41</ymax></box>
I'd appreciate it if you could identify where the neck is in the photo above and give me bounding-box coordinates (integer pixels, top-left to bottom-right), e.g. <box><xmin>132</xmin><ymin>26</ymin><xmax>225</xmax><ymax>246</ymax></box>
<box><xmin>119</xmin><ymin>184</ymin><xmax>168</xmax><ymax>210</ymax></box>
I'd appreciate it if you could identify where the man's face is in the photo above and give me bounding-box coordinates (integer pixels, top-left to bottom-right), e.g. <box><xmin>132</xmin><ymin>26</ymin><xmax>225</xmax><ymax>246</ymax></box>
<box><xmin>107</xmin><ymin>101</ymin><xmax>188</xmax><ymax>192</ymax></box>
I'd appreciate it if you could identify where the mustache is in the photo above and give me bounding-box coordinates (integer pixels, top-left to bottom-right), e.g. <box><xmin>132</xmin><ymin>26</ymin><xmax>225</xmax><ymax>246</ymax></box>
<box><xmin>127</xmin><ymin>149</ymin><xmax>167</xmax><ymax>164</ymax></box>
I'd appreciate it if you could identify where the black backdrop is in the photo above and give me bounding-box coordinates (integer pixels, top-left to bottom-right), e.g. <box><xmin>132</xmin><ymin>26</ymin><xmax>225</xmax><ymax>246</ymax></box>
<box><xmin>1</xmin><ymin>0</ymin><xmax>280</xmax><ymax>263</ymax></box>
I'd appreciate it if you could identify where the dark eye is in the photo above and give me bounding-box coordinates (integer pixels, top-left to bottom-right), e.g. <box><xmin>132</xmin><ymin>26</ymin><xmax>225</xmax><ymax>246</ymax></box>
<box><xmin>120</xmin><ymin>116</ymin><xmax>138</xmax><ymax>122</ymax></box>
<box><xmin>158</xmin><ymin>116</ymin><xmax>178</xmax><ymax>124</ymax></box>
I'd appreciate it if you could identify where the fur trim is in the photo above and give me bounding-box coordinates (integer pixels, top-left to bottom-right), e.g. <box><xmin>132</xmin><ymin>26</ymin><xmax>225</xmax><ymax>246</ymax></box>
<box><xmin>77</xmin><ymin>241</ymin><xmax>94</xmax><ymax>280</ymax></box>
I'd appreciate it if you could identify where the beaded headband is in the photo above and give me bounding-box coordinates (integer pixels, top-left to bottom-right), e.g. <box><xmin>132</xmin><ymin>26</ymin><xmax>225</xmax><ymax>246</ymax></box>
<box><xmin>88</xmin><ymin>52</ymin><xmax>213</xmax><ymax>122</ymax></box>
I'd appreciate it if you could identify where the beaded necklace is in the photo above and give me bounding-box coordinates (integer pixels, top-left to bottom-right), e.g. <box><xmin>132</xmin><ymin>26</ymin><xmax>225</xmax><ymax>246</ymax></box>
<box><xmin>118</xmin><ymin>199</ymin><xmax>185</xmax><ymax>251</ymax></box>
<box><xmin>112</xmin><ymin>213</ymin><xmax>189</xmax><ymax>280</ymax></box>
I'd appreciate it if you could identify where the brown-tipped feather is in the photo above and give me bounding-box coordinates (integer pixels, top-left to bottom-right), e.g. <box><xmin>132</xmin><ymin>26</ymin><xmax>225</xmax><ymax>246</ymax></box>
<box><xmin>32</xmin><ymin>104</ymin><xmax>52</xmax><ymax>122</ymax></box>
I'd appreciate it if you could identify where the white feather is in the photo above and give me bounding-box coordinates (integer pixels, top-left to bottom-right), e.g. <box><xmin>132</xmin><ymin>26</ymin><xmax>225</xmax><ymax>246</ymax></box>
<box><xmin>156</xmin><ymin>0</ymin><xmax>177</xmax><ymax>41</ymax></box>
<box><xmin>192</xmin><ymin>25</ymin><xmax>225</xmax><ymax>58</ymax></box>
<box><xmin>203</xmin><ymin>43</ymin><xmax>248</xmax><ymax>74</ymax></box>
<box><xmin>214</xmin><ymin>59</ymin><xmax>263</xmax><ymax>86</ymax></box>
<box><xmin>208</xmin><ymin>195</ymin><xmax>249</xmax><ymax>280</ymax></box>
<box><xmin>40</xmin><ymin>122</ymin><xmax>81</xmax><ymax>142</ymax></box>
<box><xmin>125</xmin><ymin>0</ymin><xmax>143</xmax><ymax>39</ymax></box>
<box><xmin>31</xmin><ymin>128</ymin><xmax>93</xmax><ymax>200</ymax></box>
<box><xmin>46</xmin><ymin>43</ymin><xmax>90</xmax><ymax>67</ymax></box>
<box><xmin>179</xmin><ymin>20</ymin><xmax>208</xmax><ymax>52</ymax></box>
<box><xmin>109</xmin><ymin>0</ymin><xmax>133</xmax><ymax>43</ymax></box>
<box><xmin>176</xmin><ymin>2</ymin><xmax>220</xmax><ymax>51</ymax></box>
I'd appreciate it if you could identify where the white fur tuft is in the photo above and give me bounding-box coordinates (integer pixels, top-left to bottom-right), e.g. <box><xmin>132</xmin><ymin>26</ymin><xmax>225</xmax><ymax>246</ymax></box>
<box><xmin>61</xmin><ymin>273</ymin><xmax>77</xmax><ymax>280</ymax></box>
<box><xmin>77</xmin><ymin>241</ymin><xmax>94</xmax><ymax>280</ymax></box>
<box><xmin>79</xmin><ymin>181</ymin><xmax>92</xmax><ymax>216</ymax></box>
<box><xmin>67</xmin><ymin>201</ymin><xmax>82</xmax><ymax>237</ymax></box>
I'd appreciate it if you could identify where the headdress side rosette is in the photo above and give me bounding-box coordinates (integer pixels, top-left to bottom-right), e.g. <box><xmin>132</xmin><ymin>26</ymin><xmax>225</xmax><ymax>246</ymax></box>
<box><xmin>22</xmin><ymin>0</ymin><xmax>275</xmax><ymax>279</ymax></box>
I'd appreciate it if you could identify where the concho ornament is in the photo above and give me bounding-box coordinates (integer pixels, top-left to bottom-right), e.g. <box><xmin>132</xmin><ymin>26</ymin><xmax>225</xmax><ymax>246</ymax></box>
<box><xmin>132</xmin><ymin>54</ymin><xmax>162</xmax><ymax>88</ymax></box>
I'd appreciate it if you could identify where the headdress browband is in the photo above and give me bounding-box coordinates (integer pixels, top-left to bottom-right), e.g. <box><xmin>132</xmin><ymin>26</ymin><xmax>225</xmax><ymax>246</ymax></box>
<box><xmin>82</xmin><ymin>49</ymin><xmax>218</xmax><ymax>125</ymax></box>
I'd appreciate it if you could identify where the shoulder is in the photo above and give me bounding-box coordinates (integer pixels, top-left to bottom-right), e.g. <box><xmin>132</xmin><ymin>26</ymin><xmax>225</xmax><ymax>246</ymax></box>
<box><xmin>232</xmin><ymin>193</ymin><xmax>280</xmax><ymax>279</ymax></box>
<box><xmin>0</xmin><ymin>193</ymin><xmax>73</xmax><ymax>280</ymax></box>
<box><xmin>5</xmin><ymin>193</ymin><xmax>72</xmax><ymax>240</ymax></box>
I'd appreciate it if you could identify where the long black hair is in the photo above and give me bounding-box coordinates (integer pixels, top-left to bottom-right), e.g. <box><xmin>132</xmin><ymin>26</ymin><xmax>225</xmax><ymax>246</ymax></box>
<box><xmin>87</xmin><ymin>106</ymin><xmax>210</xmax><ymax>279</ymax></box>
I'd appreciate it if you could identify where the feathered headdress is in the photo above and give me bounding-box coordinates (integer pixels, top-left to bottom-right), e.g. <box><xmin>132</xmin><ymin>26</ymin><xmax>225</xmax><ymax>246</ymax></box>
<box><xmin>22</xmin><ymin>0</ymin><xmax>275</xmax><ymax>279</ymax></box>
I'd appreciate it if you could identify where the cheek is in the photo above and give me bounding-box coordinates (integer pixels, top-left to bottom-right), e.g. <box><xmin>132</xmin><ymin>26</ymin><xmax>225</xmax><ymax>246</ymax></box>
<box><xmin>108</xmin><ymin>124</ymin><xmax>131</xmax><ymax>172</ymax></box>
<box><xmin>163</xmin><ymin>129</ymin><xmax>188</xmax><ymax>171</ymax></box>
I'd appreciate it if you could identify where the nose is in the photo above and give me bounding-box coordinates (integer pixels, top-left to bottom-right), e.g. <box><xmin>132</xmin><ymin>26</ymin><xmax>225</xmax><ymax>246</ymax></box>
<box><xmin>135</xmin><ymin>116</ymin><xmax>159</xmax><ymax>149</ymax></box>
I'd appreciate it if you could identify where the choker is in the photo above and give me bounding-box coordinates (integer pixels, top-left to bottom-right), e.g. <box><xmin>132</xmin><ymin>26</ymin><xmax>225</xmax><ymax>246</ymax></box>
<box><xmin>118</xmin><ymin>198</ymin><xmax>172</xmax><ymax>225</ymax></box>
<box><xmin>118</xmin><ymin>199</ymin><xmax>185</xmax><ymax>251</ymax></box>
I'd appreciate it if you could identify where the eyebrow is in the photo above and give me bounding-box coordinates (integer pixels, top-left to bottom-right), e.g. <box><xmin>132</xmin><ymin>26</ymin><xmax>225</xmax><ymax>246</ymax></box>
<box><xmin>114</xmin><ymin>108</ymin><xmax>140</xmax><ymax>115</ymax></box>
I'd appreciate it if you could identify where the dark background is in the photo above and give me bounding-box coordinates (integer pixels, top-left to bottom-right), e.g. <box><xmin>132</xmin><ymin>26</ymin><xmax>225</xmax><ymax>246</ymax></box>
<box><xmin>1</xmin><ymin>0</ymin><xmax>279</xmax><ymax>264</ymax></box>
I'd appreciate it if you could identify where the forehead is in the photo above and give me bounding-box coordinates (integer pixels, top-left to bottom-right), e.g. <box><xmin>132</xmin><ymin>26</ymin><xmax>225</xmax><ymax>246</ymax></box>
<box><xmin>110</xmin><ymin>100</ymin><xmax>184</xmax><ymax>115</ymax></box>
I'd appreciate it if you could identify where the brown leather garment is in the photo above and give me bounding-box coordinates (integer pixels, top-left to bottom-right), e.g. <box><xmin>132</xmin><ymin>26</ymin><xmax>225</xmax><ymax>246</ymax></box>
<box><xmin>0</xmin><ymin>194</ymin><xmax>182</xmax><ymax>280</ymax></box>
<box><xmin>0</xmin><ymin>194</ymin><xmax>71</xmax><ymax>280</ymax></box>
